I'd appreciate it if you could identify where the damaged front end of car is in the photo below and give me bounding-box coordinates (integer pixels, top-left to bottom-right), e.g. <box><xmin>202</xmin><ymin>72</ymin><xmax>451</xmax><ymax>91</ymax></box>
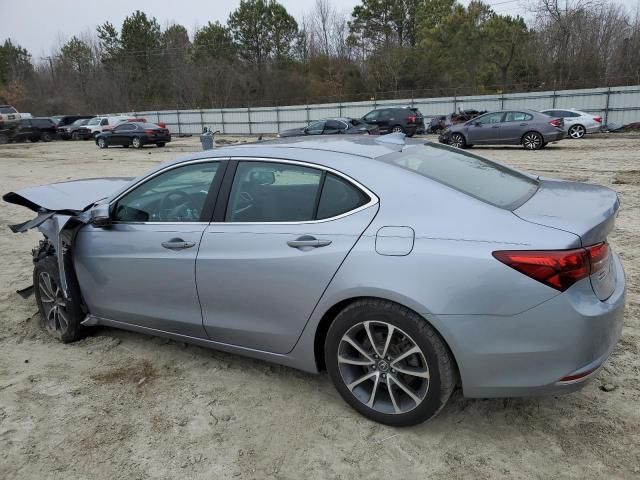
<box><xmin>3</xmin><ymin>177</ymin><xmax>133</xmax><ymax>300</ymax></box>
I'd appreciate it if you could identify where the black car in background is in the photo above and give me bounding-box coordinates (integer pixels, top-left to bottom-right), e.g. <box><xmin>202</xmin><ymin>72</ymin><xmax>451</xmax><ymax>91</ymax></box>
<box><xmin>95</xmin><ymin>122</ymin><xmax>171</xmax><ymax>148</ymax></box>
<box><xmin>361</xmin><ymin>106</ymin><xmax>425</xmax><ymax>136</ymax></box>
<box><xmin>58</xmin><ymin>118</ymin><xmax>94</xmax><ymax>140</ymax></box>
<box><xmin>11</xmin><ymin>118</ymin><xmax>58</xmax><ymax>142</ymax></box>
<box><xmin>277</xmin><ymin>117</ymin><xmax>379</xmax><ymax>137</ymax></box>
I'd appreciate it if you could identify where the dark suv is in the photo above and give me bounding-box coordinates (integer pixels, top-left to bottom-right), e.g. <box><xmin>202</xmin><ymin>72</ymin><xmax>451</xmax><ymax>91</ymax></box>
<box><xmin>362</xmin><ymin>106</ymin><xmax>425</xmax><ymax>136</ymax></box>
<box><xmin>12</xmin><ymin>118</ymin><xmax>58</xmax><ymax>142</ymax></box>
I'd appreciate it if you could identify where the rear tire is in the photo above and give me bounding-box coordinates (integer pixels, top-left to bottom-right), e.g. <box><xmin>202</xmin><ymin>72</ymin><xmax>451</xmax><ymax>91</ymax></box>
<box><xmin>522</xmin><ymin>131</ymin><xmax>543</xmax><ymax>150</ymax></box>
<box><xmin>391</xmin><ymin>125</ymin><xmax>405</xmax><ymax>134</ymax></box>
<box><xmin>156</xmin><ymin>142</ymin><xmax>166</xmax><ymax>147</ymax></box>
<box><xmin>325</xmin><ymin>299</ymin><xmax>456</xmax><ymax>427</ymax></box>
<box><xmin>71</xmin><ymin>131</ymin><xmax>80</xmax><ymax>141</ymax></box>
<box><xmin>33</xmin><ymin>255</ymin><xmax>85</xmax><ymax>343</ymax></box>
<box><xmin>41</xmin><ymin>132</ymin><xmax>53</xmax><ymax>142</ymax></box>
<box><xmin>568</xmin><ymin>124</ymin><xmax>586</xmax><ymax>139</ymax></box>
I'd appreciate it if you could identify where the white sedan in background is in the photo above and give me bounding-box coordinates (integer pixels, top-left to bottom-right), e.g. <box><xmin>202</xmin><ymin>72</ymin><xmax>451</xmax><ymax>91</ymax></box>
<box><xmin>540</xmin><ymin>108</ymin><xmax>602</xmax><ymax>139</ymax></box>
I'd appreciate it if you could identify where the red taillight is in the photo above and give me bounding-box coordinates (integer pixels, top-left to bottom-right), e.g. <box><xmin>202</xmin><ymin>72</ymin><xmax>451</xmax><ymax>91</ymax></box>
<box><xmin>407</xmin><ymin>115</ymin><xmax>417</xmax><ymax>124</ymax></box>
<box><xmin>559</xmin><ymin>367</ymin><xmax>598</xmax><ymax>383</ymax></box>
<box><xmin>593</xmin><ymin>116</ymin><xmax>602</xmax><ymax>123</ymax></box>
<box><xmin>492</xmin><ymin>242</ymin><xmax>608</xmax><ymax>292</ymax></box>
<box><xmin>144</xmin><ymin>129</ymin><xmax>156</xmax><ymax>135</ymax></box>
<box><xmin>549</xmin><ymin>119</ymin><xmax>562</xmax><ymax>128</ymax></box>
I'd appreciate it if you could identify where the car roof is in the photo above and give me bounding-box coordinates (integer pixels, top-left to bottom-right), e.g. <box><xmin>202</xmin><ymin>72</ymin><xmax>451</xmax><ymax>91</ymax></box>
<box><xmin>169</xmin><ymin>135</ymin><xmax>414</xmax><ymax>166</ymax></box>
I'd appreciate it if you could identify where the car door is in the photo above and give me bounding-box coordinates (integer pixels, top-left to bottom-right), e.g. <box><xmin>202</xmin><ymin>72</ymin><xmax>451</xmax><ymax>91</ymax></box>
<box><xmin>362</xmin><ymin>110</ymin><xmax>380</xmax><ymax>128</ymax></box>
<box><xmin>73</xmin><ymin>160</ymin><xmax>226</xmax><ymax>337</ymax></box>
<box><xmin>323</xmin><ymin>120</ymin><xmax>347</xmax><ymax>134</ymax></box>
<box><xmin>196</xmin><ymin>159</ymin><xmax>378</xmax><ymax>354</ymax></box>
<box><xmin>500</xmin><ymin>111</ymin><xmax>534</xmax><ymax>144</ymax></box>
<box><xmin>113</xmin><ymin>123</ymin><xmax>137</xmax><ymax>145</ymax></box>
<box><xmin>466</xmin><ymin>111</ymin><xmax>505</xmax><ymax>144</ymax></box>
<box><xmin>305</xmin><ymin>120</ymin><xmax>325</xmax><ymax>135</ymax></box>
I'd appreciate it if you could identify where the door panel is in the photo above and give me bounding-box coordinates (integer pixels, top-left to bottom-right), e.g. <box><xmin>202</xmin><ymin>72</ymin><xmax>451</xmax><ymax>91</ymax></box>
<box><xmin>197</xmin><ymin>206</ymin><xmax>377</xmax><ymax>354</ymax></box>
<box><xmin>74</xmin><ymin>224</ymin><xmax>208</xmax><ymax>336</ymax></box>
<box><xmin>466</xmin><ymin>112</ymin><xmax>504</xmax><ymax>144</ymax></box>
<box><xmin>74</xmin><ymin>160</ymin><xmax>224</xmax><ymax>337</ymax></box>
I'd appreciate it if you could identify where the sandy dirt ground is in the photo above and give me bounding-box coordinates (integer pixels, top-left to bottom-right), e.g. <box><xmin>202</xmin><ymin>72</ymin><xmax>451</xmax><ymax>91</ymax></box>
<box><xmin>0</xmin><ymin>134</ymin><xmax>639</xmax><ymax>479</ymax></box>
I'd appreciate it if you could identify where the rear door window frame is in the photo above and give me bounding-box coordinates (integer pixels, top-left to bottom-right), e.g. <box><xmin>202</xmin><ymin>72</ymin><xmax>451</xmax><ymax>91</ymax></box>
<box><xmin>212</xmin><ymin>158</ymin><xmax>378</xmax><ymax>224</ymax></box>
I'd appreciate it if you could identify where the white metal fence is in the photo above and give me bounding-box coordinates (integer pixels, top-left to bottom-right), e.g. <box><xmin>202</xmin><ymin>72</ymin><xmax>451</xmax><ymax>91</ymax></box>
<box><xmin>115</xmin><ymin>85</ymin><xmax>640</xmax><ymax>135</ymax></box>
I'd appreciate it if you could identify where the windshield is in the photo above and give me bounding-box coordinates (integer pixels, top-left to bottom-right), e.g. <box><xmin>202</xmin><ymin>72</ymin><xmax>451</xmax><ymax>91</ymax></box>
<box><xmin>0</xmin><ymin>106</ymin><xmax>17</xmax><ymax>114</ymax></box>
<box><xmin>379</xmin><ymin>143</ymin><xmax>539</xmax><ymax>210</ymax></box>
<box><xmin>87</xmin><ymin>117</ymin><xmax>101</xmax><ymax>125</ymax></box>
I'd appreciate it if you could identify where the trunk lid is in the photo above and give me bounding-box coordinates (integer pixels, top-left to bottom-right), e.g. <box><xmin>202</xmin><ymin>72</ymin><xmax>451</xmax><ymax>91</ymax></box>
<box><xmin>514</xmin><ymin>178</ymin><xmax>619</xmax><ymax>300</ymax></box>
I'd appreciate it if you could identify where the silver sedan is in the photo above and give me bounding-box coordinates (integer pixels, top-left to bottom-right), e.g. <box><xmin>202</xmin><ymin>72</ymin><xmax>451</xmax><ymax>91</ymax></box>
<box><xmin>4</xmin><ymin>135</ymin><xmax>625</xmax><ymax>426</ymax></box>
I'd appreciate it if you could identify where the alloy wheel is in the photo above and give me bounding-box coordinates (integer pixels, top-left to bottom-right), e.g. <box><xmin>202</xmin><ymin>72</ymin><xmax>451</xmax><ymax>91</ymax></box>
<box><xmin>337</xmin><ymin>321</ymin><xmax>430</xmax><ymax>415</ymax></box>
<box><xmin>132</xmin><ymin>137</ymin><xmax>141</xmax><ymax>148</ymax></box>
<box><xmin>569</xmin><ymin>125</ymin><xmax>585</xmax><ymax>139</ymax></box>
<box><xmin>98</xmin><ymin>138</ymin><xmax>105</xmax><ymax>148</ymax></box>
<box><xmin>450</xmin><ymin>133</ymin><xmax>464</xmax><ymax>148</ymax></box>
<box><xmin>522</xmin><ymin>133</ymin><xmax>542</xmax><ymax>149</ymax></box>
<box><xmin>38</xmin><ymin>272</ymin><xmax>70</xmax><ymax>336</ymax></box>
<box><xmin>391</xmin><ymin>126</ymin><xmax>404</xmax><ymax>134</ymax></box>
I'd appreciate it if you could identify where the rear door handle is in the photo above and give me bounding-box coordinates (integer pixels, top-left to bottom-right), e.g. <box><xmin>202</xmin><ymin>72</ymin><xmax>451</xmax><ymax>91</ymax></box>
<box><xmin>491</xmin><ymin>125</ymin><xmax>500</xmax><ymax>128</ymax></box>
<box><xmin>161</xmin><ymin>238</ymin><xmax>196</xmax><ymax>250</ymax></box>
<box><xmin>519</xmin><ymin>123</ymin><xmax>528</xmax><ymax>126</ymax></box>
<box><xmin>287</xmin><ymin>235</ymin><xmax>332</xmax><ymax>249</ymax></box>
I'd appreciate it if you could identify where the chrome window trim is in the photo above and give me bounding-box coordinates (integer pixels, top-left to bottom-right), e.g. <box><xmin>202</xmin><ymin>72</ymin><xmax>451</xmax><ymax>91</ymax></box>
<box><xmin>109</xmin><ymin>157</ymin><xmax>228</xmax><ymax>225</ymax></box>
<box><xmin>108</xmin><ymin>156</ymin><xmax>379</xmax><ymax>226</ymax></box>
<box><xmin>215</xmin><ymin>156</ymin><xmax>379</xmax><ymax>225</ymax></box>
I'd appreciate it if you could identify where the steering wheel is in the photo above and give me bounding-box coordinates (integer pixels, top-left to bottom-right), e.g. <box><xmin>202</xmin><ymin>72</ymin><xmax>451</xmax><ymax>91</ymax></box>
<box><xmin>160</xmin><ymin>190</ymin><xmax>195</xmax><ymax>221</ymax></box>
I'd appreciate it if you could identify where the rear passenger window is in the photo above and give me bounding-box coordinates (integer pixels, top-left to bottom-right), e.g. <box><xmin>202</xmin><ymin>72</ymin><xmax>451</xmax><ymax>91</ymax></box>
<box><xmin>226</xmin><ymin>162</ymin><xmax>322</xmax><ymax>222</ymax></box>
<box><xmin>317</xmin><ymin>174</ymin><xmax>369</xmax><ymax>219</ymax></box>
<box><xmin>504</xmin><ymin>112</ymin><xmax>533</xmax><ymax>122</ymax></box>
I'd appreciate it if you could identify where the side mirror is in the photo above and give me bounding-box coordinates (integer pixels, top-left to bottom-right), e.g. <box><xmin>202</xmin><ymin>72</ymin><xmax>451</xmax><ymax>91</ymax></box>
<box><xmin>90</xmin><ymin>203</ymin><xmax>112</xmax><ymax>227</ymax></box>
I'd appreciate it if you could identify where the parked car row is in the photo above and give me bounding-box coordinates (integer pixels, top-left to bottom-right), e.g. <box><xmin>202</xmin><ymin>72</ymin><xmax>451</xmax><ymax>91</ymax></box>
<box><xmin>0</xmin><ymin>107</ymin><xmax>172</xmax><ymax>148</ymax></box>
<box><xmin>436</xmin><ymin>108</ymin><xmax>605</xmax><ymax>150</ymax></box>
<box><xmin>277</xmin><ymin>106</ymin><xmax>425</xmax><ymax>139</ymax></box>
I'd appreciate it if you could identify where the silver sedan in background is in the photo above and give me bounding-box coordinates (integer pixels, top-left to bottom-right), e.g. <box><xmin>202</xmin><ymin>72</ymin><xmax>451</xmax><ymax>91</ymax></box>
<box><xmin>540</xmin><ymin>108</ymin><xmax>603</xmax><ymax>138</ymax></box>
<box><xmin>439</xmin><ymin>109</ymin><xmax>565</xmax><ymax>149</ymax></box>
<box><xmin>3</xmin><ymin>135</ymin><xmax>625</xmax><ymax>426</ymax></box>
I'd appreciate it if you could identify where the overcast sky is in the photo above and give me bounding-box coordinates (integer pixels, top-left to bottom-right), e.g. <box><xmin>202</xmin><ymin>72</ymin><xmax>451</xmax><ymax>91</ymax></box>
<box><xmin>1</xmin><ymin>0</ymin><xmax>639</xmax><ymax>59</ymax></box>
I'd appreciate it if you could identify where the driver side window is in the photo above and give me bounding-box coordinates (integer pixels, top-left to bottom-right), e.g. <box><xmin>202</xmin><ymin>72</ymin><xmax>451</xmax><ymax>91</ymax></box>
<box><xmin>114</xmin><ymin>162</ymin><xmax>220</xmax><ymax>223</ymax></box>
<box><xmin>477</xmin><ymin>112</ymin><xmax>504</xmax><ymax>124</ymax></box>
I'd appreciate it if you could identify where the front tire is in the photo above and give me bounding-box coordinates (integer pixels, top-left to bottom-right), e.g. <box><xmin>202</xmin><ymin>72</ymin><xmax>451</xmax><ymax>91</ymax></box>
<box><xmin>449</xmin><ymin>132</ymin><xmax>466</xmax><ymax>149</ymax></box>
<box><xmin>34</xmin><ymin>255</ymin><xmax>84</xmax><ymax>343</ymax></box>
<box><xmin>325</xmin><ymin>299</ymin><xmax>456</xmax><ymax>426</ymax></box>
<box><xmin>568</xmin><ymin>124</ymin><xmax>586</xmax><ymax>139</ymax></box>
<box><xmin>97</xmin><ymin>137</ymin><xmax>107</xmax><ymax>149</ymax></box>
<box><xmin>522</xmin><ymin>131</ymin><xmax>543</xmax><ymax>150</ymax></box>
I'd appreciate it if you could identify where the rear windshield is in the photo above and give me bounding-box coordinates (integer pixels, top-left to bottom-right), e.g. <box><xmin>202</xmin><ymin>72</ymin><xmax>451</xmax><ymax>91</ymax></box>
<box><xmin>379</xmin><ymin>143</ymin><xmax>538</xmax><ymax>210</ymax></box>
<box><xmin>0</xmin><ymin>106</ymin><xmax>17</xmax><ymax>114</ymax></box>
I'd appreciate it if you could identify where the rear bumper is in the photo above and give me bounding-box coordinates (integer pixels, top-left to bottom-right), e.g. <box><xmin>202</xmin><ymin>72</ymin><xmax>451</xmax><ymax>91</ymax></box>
<box><xmin>543</xmin><ymin>130</ymin><xmax>566</xmax><ymax>143</ymax></box>
<box><xmin>438</xmin><ymin>252</ymin><xmax>625</xmax><ymax>398</ymax></box>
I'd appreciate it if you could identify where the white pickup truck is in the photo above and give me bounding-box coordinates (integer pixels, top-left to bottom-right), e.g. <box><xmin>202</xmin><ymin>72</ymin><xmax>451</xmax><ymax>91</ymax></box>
<box><xmin>0</xmin><ymin>105</ymin><xmax>21</xmax><ymax>127</ymax></box>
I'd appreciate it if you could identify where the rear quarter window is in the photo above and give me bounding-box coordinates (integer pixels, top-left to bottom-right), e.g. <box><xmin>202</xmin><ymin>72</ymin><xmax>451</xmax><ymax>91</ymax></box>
<box><xmin>380</xmin><ymin>143</ymin><xmax>538</xmax><ymax>210</ymax></box>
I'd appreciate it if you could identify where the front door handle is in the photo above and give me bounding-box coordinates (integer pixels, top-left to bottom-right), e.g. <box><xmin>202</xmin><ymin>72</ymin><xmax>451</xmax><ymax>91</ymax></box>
<box><xmin>161</xmin><ymin>238</ymin><xmax>196</xmax><ymax>250</ymax></box>
<box><xmin>287</xmin><ymin>235</ymin><xmax>332</xmax><ymax>249</ymax></box>
<box><xmin>491</xmin><ymin>125</ymin><xmax>500</xmax><ymax>128</ymax></box>
<box><xmin>519</xmin><ymin>123</ymin><xmax>528</xmax><ymax>126</ymax></box>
